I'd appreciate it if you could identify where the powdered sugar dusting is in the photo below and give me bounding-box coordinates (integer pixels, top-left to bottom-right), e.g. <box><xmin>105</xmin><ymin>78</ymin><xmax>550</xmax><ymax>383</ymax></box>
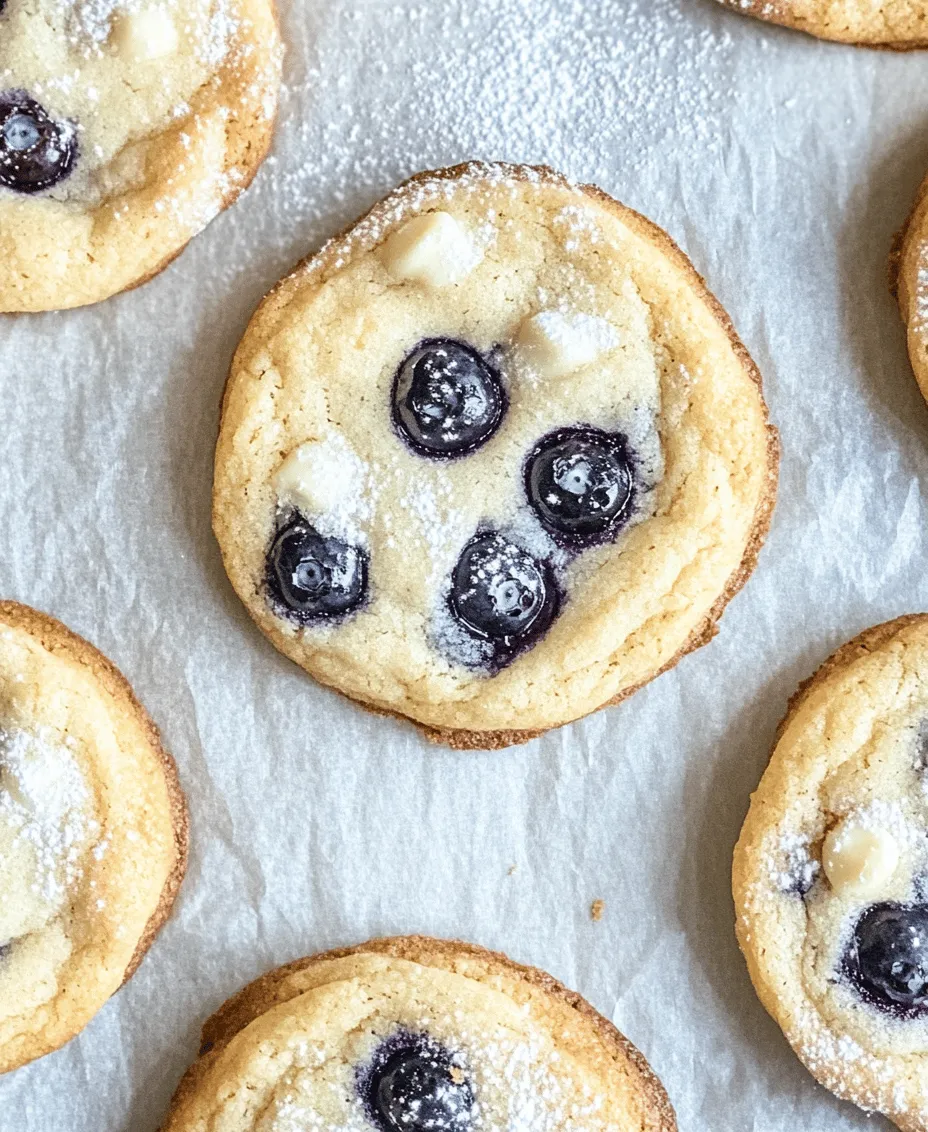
<box><xmin>770</xmin><ymin>830</ymin><xmax>820</xmax><ymax>894</ymax></box>
<box><xmin>836</xmin><ymin>800</ymin><xmax>920</xmax><ymax>851</ymax></box>
<box><xmin>792</xmin><ymin>1003</ymin><xmax>915</xmax><ymax>1122</ymax></box>
<box><xmin>0</xmin><ymin>725</ymin><xmax>98</xmax><ymax>907</ymax></box>
<box><xmin>913</xmin><ymin>254</ymin><xmax>928</xmax><ymax>337</ymax></box>
<box><xmin>57</xmin><ymin>0</ymin><xmax>234</xmax><ymax>64</ymax></box>
<box><xmin>266</xmin><ymin>0</ymin><xmax>735</xmax><ymax>235</ymax></box>
<box><xmin>276</xmin><ymin>433</ymin><xmax>374</xmax><ymax>544</ymax></box>
<box><xmin>265</xmin><ymin>1024</ymin><xmax>616</xmax><ymax>1131</ymax></box>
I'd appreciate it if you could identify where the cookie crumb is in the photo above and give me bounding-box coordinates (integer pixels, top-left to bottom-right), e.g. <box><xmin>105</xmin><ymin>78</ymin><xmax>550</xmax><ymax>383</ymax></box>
<box><xmin>590</xmin><ymin>899</ymin><xmax>605</xmax><ymax>921</ymax></box>
<box><xmin>507</xmin><ymin>863</ymin><xmax>518</xmax><ymax>876</ymax></box>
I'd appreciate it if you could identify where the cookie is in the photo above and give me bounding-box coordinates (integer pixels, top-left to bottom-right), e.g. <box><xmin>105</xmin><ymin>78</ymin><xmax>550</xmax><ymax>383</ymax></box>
<box><xmin>714</xmin><ymin>0</ymin><xmax>928</xmax><ymax>47</ymax></box>
<box><xmin>0</xmin><ymin>600</ymin><xmax>188</xmax><ymax>1073</ymax></box>
<box><xmin>733</xmin><ymin>615</ymin><xmax>928</xmax><ymax>1131</ymax></box>
<box><xmin>162</xmin><ymin>934</ymin><xmax>676</xmax><ymax>1131</ymax></box>
<box><xmin>0</xmin><ymin>0</ymin><xmax>282</xmax><ymax>313</ymax></box>
<box><xmin>893</xmin><ymin>171</ymin><xmax>928</xmax><ymax>404</ymax></box>
<box><xmin>213</xmin><ymin>161</ymin><xmax>778</xmax><ymax>749</ymax></box>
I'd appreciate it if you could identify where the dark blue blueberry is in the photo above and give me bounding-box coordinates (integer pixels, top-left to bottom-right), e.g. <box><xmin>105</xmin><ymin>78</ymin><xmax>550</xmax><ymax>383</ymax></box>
<box><xmin>843</xmin><ymin>902</ymin><xmax>928</xmax><ymax>1016</ymax></box>
<box><xmin>0</xmin><ymin>92</ymin><xmax>76</xmax><ymax>194</ymax></box>
<box><xmin>267</xmin><ymin>513</ymin><xmax>367</xmax><ymax>622</ymax></box>
<box><xmin>362</xmin><ymin>1033</ymin><xmax>474</xmax><ymax>1132</ymax></box>
<box><xmin>525</xmin><ymin>427</ymin><xmax>633</xmax><ymax>545</ymax></box>
<box><xmin>449</xmin><ymin>532</ymin><xmax>558</xmax><ymax>665</ymax></box>
<box><xmin>393</xmin><ymin>339</ymin><xmax>506</xmax><ymax>458</ymax></box>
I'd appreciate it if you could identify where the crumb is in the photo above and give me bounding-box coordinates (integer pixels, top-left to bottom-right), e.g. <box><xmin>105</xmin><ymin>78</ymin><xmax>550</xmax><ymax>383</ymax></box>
<box><xmin>507</xmin><ymin>864</ymin><xmax>517</xmax><ymax>876</ymax></box>
<box><xmin>590</xmin><ymin>899</ymin><xmax>605</xmax><ymax>922</ymax></box>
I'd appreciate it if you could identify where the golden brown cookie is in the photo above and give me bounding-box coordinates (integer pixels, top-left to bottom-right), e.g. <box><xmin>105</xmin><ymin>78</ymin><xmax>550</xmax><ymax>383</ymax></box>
<box><xmin>0</xmin><ymin>0</ymin><xmax>282</xmax><ymax>312</ymax></box>
<box><xmin>162</xmin><ymin>935</ymin><xmax>676</xmax><ymax>1131</ymax></box>
<box><xmin>715</xmin><ymin>0</ymin><xmax>928</xmax><ymax>47</ymax></box>
<box><xmin>893</xmin><ymin>171</ymin><xmax>928</xmax><ymax>404</ymax></box>
<box><xmin>734</xmin><ymin>615</ymin><xmax>928</xmax><ymax>1131</ymax></box>
<box><xmin>0</xmin><ymin>600</ymin><xmax>188</xmax><ymax>1073</ymax></box>
<box><xmin>213</xmin><ymin>161</ymin><xmax>778</xmax><ymax>749</ymax></box>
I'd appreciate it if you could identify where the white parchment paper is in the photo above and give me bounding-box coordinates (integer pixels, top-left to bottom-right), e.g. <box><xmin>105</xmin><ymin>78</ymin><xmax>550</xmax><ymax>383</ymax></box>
<box><xmin>2</xmin><ymin>1</ymin><xmax>928</xmax><ymax>1128</ymax></box>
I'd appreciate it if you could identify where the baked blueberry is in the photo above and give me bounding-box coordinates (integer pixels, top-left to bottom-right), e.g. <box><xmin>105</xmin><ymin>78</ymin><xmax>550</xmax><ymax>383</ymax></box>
<box><xmin>363</xmin><ymin>1032</ymin><xmax>474</xmax><ymax>1132</ymax></box>
<box><xmin>267</xmin><ymin>513</ymin><xmax>367</xmax><ymax>621</ymax></box>
<box><xmin>393</xmin><ymin>339</ymin><xmax>506</xmax><ymax>458</ymax></box>
<box><xmin>0</xmin><ymin>92</ymin><xmax>76</xmax><ymax>194</ymax></box>
<box><xmin>525</xmin><ymin>427</ymin><xmax>633</xmax><ymax>544</ymax></box>
<box><xmin>843</xmin><ymin>902</ymin><xmax>928</xmax><ymax>1016</ymax></box>
<box><xmin>449</xmin><ymin>532</ymin><xmax>558</xmax><ymax>664</ymax></box>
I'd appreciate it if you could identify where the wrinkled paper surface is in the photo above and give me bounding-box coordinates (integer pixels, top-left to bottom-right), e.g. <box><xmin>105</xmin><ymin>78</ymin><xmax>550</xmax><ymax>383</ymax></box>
<box><xmin>2</xmin><ymin>1</ymin><xmax>927</xmax><ymax>1128</ymax></box>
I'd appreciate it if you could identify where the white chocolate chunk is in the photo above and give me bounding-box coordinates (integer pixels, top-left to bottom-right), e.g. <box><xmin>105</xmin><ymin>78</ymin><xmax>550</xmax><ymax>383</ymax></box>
<box><xmin>111</xmin><ymin>6</ymin><xmax>179</xmax><ymax>62</ymax></box>
<box><xmin>514</xmin><ymin>310</ymin><xmax>619</xmax><ymax>381</ymax></box>
<box><xmin>378</xmin><ymin>212</ymin><xmax>481</xmax><ymax>287</ymax></box>
<box><xmin>823</xmin><ymin>821</ymin><xmax>899</xmax><ymax>897</ymax></box>
<box><xmin>274</xmin><ymin>435</ymin><xmax>369</xmax><ymax>538</ymax></box>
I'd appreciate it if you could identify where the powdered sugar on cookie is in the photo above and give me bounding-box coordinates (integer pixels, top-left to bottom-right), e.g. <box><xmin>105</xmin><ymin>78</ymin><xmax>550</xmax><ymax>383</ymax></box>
<box><xmin>0</xmin><ymin>725</ymin><xmax>99</xmax><ymax>942</ymax></box>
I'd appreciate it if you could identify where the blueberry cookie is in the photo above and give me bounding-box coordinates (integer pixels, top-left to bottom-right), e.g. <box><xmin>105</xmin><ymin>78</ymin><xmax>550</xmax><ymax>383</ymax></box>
<box><xmin>0</xmin><ymin>0</ymin><xmax>281</xmax><ymax>313</ymax></box>
<box><xmin>734</xmin><ymin>615</ymin><xmax>928</xmax><ymax>1130</ymax></box>
<box><xmin>715</xmin><ymin>0</ymin><xmax>928</xmax><ymax>47</ymax></box>
<box><xmin>213</xmin><ymin>162</ymin><xmax>778</xmax><ymax>748</ymax></box>
<box><xmin>162</xmin><ymin>934</ymin><xmax>676</xmax><ymax>1131</ymax></box>
<box><xmin>0</xmin><ymin>600</ymin><xmax>188</xmax><ymax>1072</ymax></box>
<box><xmin>893</xmin><ymin>172</ymin><xmax>928</xmax><ymax>403</ymax></box>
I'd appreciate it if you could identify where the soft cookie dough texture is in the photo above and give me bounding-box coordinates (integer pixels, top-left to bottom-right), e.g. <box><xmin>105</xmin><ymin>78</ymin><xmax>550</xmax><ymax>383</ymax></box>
<box><xmin>894</xmin><ymin>170</ymin><xmax>928</xmax><ymax>403</ymax></box>
<box><xmin>0</xmin><ymin>601</ymin><xmax>187</xmax><ymax>1073</ymax></box>
<box><xmin>716</xmin><ymin>0</ymin><xmax>928</xmax><ymax>47</ymax></box>
<box><xmin>162</xmin><ymin>935</ymin><xmax>676</xmax><ymax>1132</ymax></box>
<box><xmin>734</xmin><ymin>616</ymin><xmax>928</xmax><ymax>1131</ymax></box>
<box><xmin>214</xmin><ymin>162</ymin><xmax>777</xmax><ymax>748</ymax></box>
<box><xmin>0</xmin><ymin>0</ymin><xmax>281</xmax><ymax>312</ymax></box>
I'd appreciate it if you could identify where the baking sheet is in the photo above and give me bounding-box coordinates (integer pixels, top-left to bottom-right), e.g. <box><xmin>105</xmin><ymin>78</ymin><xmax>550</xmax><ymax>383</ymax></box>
<box><xmin>2</xmin><ymin>0</ymin><xmax>928</xmax><ymax>1128</ymax></box>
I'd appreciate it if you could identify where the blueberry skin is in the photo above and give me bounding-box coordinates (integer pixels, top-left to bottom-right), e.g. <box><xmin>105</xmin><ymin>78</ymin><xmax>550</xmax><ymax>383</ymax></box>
<box><xmin>449</xmin><ymin>532</ymin><xmax>559</xmax><ymax>666</ymax></box>
<box><xmin>843</xmin><ymin>902</ymin><xmax>928</xmax><ymax>1016</ymax></box>
<box><xmin>525</xmin><ymin>426</ymin><xmax>634</xmax><ymax>545</ymax></box>
<box><xmin>361</xmin><ymin>1033</ymin><xmax>474</xmax><ymax>1132</ymax></box>
<box><xmin>0</xmin><ymin>92</ymin><xmax>77</xmax><ymax>194</ymax></box>
<box><xmin>393</xmin><ymin>339</ymin><xmax>506</xmax><ymax>458</ymax></box>
<box><xmin>266</xmin><ymin>514</ymin><xmax>367</xmax><ymax>622</ymax></box>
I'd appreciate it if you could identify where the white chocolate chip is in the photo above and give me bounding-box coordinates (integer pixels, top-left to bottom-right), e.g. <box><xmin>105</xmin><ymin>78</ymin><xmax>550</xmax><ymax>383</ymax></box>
<box><xmin>378</xmin><ymin>212</ymin><xmax>481</xmax><ymax>287</ymax></box>
<box><xmin>823</xmin><ymin>821</ymin><xmax>900</xmax><ymax>897</ymax></box>
<box><xmin>111</xmin><ymin>6</ymin><xmax>179</xmax><ymax>62</ymax></box>
<box><xmin>274</xmin><ymin>435</ymin><xmax>370</xmax><ymax>539</ymax></box>
<box><xmin>513</xmin><ymin>310</ymin><xmax>619</xmax><ymax>381</ymax></box>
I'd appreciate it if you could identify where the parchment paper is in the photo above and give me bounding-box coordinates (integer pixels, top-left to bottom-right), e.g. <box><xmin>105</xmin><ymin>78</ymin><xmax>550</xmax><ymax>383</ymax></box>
<box><xmin>2</xmin><ymin>1</ymin><xmax>928</xmax><ymax>1128</ymax></box>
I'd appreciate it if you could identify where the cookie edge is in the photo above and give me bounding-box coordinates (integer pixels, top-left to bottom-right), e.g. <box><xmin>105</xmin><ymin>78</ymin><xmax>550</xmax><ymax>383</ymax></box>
<box><xmin>0</xmin><ymin>599</ymin><xmax>189</xmax><ymax>1067</ymax></box>
<box><xmin>892</xmin><ymin>168</ymin><xmax>928</xmax><ymax>407</ymax></box>
<box><xmin>161</xmin><ymin>933</ymin><xmax>677</xmax><ymax>1132</ymax></box>
<box><xmin>0</xmin><ymin>0</ymin><xmax>283</xmax><ymax>314</ymax></box>
<box><xmin>732</xmin><ymin>613</ymin><xmax>928</xmax><ymax>1131</ymax></box>
<box><xmin>715</xmin><ymin>0</ymin><xmax>928</xmax><ymax>48</ymax></box>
